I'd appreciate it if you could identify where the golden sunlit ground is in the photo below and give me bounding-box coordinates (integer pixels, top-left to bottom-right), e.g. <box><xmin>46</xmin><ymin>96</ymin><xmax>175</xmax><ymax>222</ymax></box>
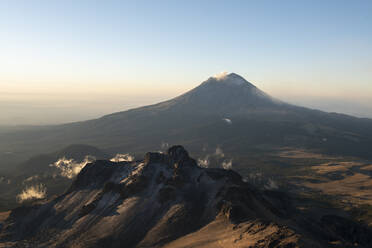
<box><xmin>276</xmin><ymin>148</ymin><xmax>372</xmax><ymax>224</ymax></box>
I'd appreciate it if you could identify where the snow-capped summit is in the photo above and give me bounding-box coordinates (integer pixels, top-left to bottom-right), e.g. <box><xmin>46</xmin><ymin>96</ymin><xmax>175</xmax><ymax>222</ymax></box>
<box><xmin>213</xmin><ymin>71</ymin><xmax>229</xmax><ymax>80</ymax></box>
<box><xmin>160</xmin><ymin>72</ymin><xmax>284</xmax><ymax>116</ymax></box>
<box><xmin>211</xmin><ymin>72</ymin><xmax>253</xmax><ymax>86</ymax></box>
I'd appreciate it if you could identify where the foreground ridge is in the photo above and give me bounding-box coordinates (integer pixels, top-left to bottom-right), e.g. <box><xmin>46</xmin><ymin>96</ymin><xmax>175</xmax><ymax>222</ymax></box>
<box><xmin>1</xmin><ymin>146</ymin><xmax>372</xmax><ymax>248</ymax></box>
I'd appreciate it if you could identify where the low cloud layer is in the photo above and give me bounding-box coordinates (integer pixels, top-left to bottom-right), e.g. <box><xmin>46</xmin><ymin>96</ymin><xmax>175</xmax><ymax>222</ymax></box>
<box><xmin>50</xmin><ymin>155</ymin><xmax>95</xmax><ymax>179</ymax></box>
<box><xmin>17</xmin><ymin>184</ymin><xmax>47</xmax><ymax>203</ymax></box>
<box><xmin>110</xmin><ymin>153</ymin><xmax>134</xmax><ymax>162</ymax></box>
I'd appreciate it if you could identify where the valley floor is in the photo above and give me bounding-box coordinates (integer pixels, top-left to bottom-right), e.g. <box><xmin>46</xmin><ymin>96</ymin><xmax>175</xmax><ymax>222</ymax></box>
<box><xmin>237</xmin><ymin>147</ymin><xmax>372</xmax><ymax>226</ymax></box>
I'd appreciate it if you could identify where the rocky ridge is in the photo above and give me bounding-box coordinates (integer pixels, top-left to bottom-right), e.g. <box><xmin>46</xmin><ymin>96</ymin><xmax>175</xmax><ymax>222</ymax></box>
<box><xmin>1</xmin><ymin>146</ymin><xmax>372</xmax><ymax>247</ymax></box>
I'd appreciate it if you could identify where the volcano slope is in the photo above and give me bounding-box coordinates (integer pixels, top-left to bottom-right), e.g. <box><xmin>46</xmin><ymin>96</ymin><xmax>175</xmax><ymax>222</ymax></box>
<box><xmin>1</xmin><ymin>146</ymin><xmax>372</xmax><ymax>248</ymax></box>
<box><xmin>1</xmin><ymin>73</ymin><xmax>372</xmax><ymax>175</ymax></box>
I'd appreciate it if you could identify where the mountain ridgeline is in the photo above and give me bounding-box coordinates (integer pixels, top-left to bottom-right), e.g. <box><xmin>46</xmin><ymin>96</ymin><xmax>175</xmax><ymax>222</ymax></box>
<box><xmin>1</xmin><ymin>74</ymin><xmax>372</xmax><ymax>247</ymax></box>
<box><xmin>2</xmin><ymin>146</ymin><xmax>371</xmax><ymax>248</ymax></box>
<box><xmin>0</xmin><ymin>73</ymin><xmax>371</xmax><ymax>172</ymax></box>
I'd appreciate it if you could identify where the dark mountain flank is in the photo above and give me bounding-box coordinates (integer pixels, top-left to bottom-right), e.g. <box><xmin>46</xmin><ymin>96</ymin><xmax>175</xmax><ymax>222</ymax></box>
<box><xmin>0</xmin><ymin>73</ymin><xmax>371</xmax><ymax>170</ymax></box>
<box><xmin>2</xmin><ymin>146</ymin><xmax>371</xmax><ymax>248</ymax></box>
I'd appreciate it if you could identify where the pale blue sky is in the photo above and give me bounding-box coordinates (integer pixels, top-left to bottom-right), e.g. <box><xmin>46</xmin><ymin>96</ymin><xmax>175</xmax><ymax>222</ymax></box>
<box><xmin>0</xmin><ymin>0</ymin><xmax>371</xmax><ymax>124</ymax></box>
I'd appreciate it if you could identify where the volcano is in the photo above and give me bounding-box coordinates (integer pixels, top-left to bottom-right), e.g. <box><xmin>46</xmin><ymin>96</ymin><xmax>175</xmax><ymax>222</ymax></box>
<box><xmin>1</xmin><ymin>73</ymin><xmax>372</xmax><ymax>173</ymax></box>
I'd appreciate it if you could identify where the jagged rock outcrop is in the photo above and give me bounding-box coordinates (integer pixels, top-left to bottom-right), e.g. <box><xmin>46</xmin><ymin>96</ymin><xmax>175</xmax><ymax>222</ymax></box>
<box><xmin>1</xmin><ymin>146</ymin><xmax>371</xmax><ymax>248</ymax></box>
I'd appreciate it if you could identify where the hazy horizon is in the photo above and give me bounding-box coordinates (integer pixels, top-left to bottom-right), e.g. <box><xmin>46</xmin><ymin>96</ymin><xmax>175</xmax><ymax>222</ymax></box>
<box><xmin>1</xmin><ymin>0</ymin><xmax>371</xmax><ymax>125</ymax></box>
<box><xmin>1</xmin><ymin>75</ymin><xmax>372</xmax><ymax>126</ymax></box>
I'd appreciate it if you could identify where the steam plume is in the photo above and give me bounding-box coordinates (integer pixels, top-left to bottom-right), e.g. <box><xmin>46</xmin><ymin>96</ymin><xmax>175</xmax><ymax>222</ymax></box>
<box><xmin>213</xmin><ymin>71</ymin><xmax>228</xmax><ymax>80</ymax></box>
<box><xmin>17</xmin><ymin>184</ymin><xmax>47</xmax><ymax>202</ymax></box>
<box><xmin>110</xmin><ymin>153</ymin><xmax>134</xmax><ymax>162</ymax></box>
<box><xmin>222</xmin><ymin>159</ymin><xmax>233</xmax><ymax>170</ymax></box>
<box><xmin>198</xmin><ymin>147</ymin><xmax>233</xmax><ymax>170</ymax></box>
<box><xmin>50</xmin><ymin>155</ymin><xmax>95</xmax><ymax>179</ymax></box>
<box><xmin>198</xmin><ymin>157</ymin><xmax>210</xmax><ymax>168</ymax></box>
